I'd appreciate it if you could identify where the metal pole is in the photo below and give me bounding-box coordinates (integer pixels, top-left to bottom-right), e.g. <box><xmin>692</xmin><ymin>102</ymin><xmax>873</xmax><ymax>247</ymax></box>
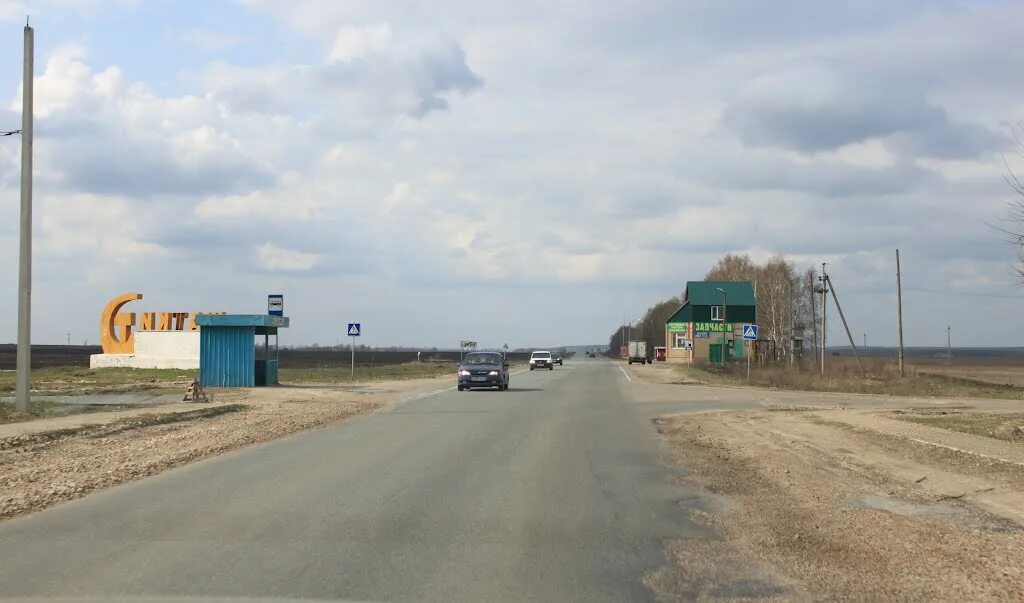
<box><xmin>717</xmin><ymin>289</ymin><xmax>727</xmax><ymax>367</ymax></box>
<box><xmin>746</xmin><ymin>340</ymin><xmax>750</xmax><ymax>380</ymax></box>
<box><xmin>896</xmin><ymin>249</ymin><xmax>905</xmax><ymax>378</ymax></box>
<box><xmin>350</xmin><ymin>336</ymin><xmax>355</xmax><ymax>380</ymax></box>
<box><xmin>827</xmin><ymin>275</ymin><xmax>864</xmax><ymax>374</ymax></box>
<box><xmin>15</xmin><ymin>22</ymin><xmax>34</xmax><ymax>413</ymax></box>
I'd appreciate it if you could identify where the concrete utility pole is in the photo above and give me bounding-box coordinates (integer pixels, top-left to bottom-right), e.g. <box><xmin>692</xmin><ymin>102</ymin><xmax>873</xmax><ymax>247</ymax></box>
<box><xmin>819</xmin><ymin>263</ymin><xmax>828</xmax><ymax>376</ymax></box>
<box><xmin>810</xmin><ymin>273</ymin><xmax>819</xmax><ymax>361</ymax></box>
<box><xmin>896</xmin><ymin>249</ymin><xmax>905</xmax><ymax>378</ymax></box>
<box><xmin>827</xmin><ymin>275</ymin><xmax>863</xmax><ymax>374</ymax></box>
<box><xmin>863</xmin><ymin>333</ymin><xmax>867</xmax><ymax>351</ymax></box>
<box><xmin>15</xmin><ymin>21</ymin><xmax>34</xmax><ymax>413</ymax></box>
<box><xmin>947</xmin><ymin>326</ymin><xmax>951</xmax><ymax>366</ymax></box>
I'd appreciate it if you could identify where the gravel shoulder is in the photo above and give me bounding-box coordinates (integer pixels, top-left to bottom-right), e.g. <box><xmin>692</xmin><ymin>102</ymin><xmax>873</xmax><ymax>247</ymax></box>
<box><xmin>0</xmin><ymin>375</ymin><xmax>449</xmax><ymax>522</ymax></box>
<box><xmin>648</xmin><ymin>409</ymin><xmax>1024</xmax><ymax>601</ymax></box>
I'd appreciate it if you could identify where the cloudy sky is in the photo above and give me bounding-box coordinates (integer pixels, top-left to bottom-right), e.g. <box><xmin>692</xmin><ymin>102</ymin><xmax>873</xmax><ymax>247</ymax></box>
<box><xmin>1</xmin><ymin>0</ymin><xmax>1024</xmax><ymax>349</ymax></box>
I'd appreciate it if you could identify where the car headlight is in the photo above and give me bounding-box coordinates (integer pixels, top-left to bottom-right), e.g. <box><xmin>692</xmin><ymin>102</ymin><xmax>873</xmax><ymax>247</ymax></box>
<box><xmin>529</xmin><ymin>359</ymin><xmax>536</xmax><ymax>364</ymax></box>
<box><xmin>488</xmin><ymin>370</ymin><xmax>499</xmax><ymax>376</ymax></box>
<box><xmin>458</xmin><ymin>370</ymin><xmax>471</xmax><ymax>377</ymax></box>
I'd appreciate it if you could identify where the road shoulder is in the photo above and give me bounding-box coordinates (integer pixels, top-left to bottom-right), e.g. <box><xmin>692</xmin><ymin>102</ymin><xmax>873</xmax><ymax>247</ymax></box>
<box><xmin>647</xmin><ymin>408</ymin><xmax>1024</xmax><ymax>600</ymax></box>
<box><xmin>0</xmin><ymin>374</ymin><xmax>452</xmax><ymax>522</ymax></box>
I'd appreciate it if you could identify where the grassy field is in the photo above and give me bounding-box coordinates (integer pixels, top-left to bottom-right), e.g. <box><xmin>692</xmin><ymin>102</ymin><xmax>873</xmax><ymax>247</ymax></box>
<box><xmin>0</xmin><ymin>367</ymin><xmax>197</xmax><ymax>396</ymax></box>
<box><xmin>671</xmin><ymin>356</ymin><xmax>1024</xmax><ymax>400</ymax></box>
<box><xmin>0</xmin><ymin>361</ymin><xmax>457</xmax><ymax>397</ymax></box>
<box><xmin>279</xmin><ymin>362</ymin><xmax>456</xmax><ymax>384</ymax></box>
<box><xmin>894</xmin><ymin>412</ymin><xmax>1024</xmax><ymax>443</ymax></box>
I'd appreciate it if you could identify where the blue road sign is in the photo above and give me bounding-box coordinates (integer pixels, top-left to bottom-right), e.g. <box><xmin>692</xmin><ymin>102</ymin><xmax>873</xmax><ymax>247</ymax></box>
<box><xmin>268</xmin><ymin>294</ymin><xmax>284</xmax><ymax>317</ymax></box>
<box><xmin>742</xmin><ymin>324</ymin><xmax>758</xmax><ymax>341</ymax></box>
<box><xmin>347</xmin><ymin>323</ymin><xmax>361</xmax><ymax>337</ymax></box>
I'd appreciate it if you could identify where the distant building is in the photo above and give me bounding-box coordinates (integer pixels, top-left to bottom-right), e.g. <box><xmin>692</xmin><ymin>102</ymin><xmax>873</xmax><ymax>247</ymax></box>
<box><xmin>664</xmin><ymin>281</ymin><xmax>756</xmax><ymax>364</ymax></box>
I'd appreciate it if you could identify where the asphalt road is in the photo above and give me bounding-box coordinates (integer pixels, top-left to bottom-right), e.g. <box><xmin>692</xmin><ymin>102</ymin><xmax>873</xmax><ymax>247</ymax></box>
<box><xmin>0</xmin><ymin>358</ymin><xmax>728</xmax><ymax>601</ymax></box>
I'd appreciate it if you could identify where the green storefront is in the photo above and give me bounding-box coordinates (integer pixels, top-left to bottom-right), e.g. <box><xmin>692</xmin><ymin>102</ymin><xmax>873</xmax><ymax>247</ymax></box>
<box><xmin>664</xmin><ymin>280</ymin><xmax>756</xmax><ymax>364</ymax></box>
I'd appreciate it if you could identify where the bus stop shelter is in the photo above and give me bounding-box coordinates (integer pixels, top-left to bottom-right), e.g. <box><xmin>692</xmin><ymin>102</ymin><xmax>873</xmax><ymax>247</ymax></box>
<box><xmin>195</xmin><ymin>314</ymin><xmax>289</xmax><ymax>387</ymax></box>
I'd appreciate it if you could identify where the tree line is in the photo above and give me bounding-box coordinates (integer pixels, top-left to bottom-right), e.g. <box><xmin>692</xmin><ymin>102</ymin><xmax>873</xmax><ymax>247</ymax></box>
<box><xmin>607</xmin><ymin>254</ymin><xmax>823</xmax><ymax>361</ymax></box>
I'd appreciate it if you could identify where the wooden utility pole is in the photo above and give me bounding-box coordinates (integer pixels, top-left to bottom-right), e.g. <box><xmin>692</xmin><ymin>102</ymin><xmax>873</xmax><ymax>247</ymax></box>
<box><xmin>896</xmin><ymin>249</ymin><xmax>905</xmax><ymax>378</ymax></box>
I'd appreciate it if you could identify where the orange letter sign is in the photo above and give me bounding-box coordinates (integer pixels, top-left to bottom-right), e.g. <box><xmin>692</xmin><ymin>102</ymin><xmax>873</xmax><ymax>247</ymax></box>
<box><xmin>100</xmin><ymin>293</ymin><xmax>142</xmax><ymax>353</ymax></box>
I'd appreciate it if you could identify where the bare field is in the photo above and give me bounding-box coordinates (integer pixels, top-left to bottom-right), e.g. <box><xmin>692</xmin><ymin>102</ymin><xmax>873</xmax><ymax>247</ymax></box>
<box><xmin>647</xmin><ymin>356</ymin><xmax>1024</xmax><ymax>400</ymax></box>
<box><xmin>649</xmin><ymin>409</ymin><xmax>1024</xmax><ymax>601</ymax></box>
<box><xmin>911</xmin><ymin>357</ymin><xmax>1024</xmax><ymax>388</ymax></box>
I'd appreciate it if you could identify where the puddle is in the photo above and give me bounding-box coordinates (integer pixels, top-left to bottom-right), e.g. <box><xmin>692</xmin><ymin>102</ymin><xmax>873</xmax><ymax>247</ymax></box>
<box><xmin>675</xmin><ymin>492</ymin><xmax>730</xmax><ymax>513</ymax></box>
<box><xmin>846</xmin><ymin>493</ymin><xmax>963</xmax><ymax>517</ymax></box>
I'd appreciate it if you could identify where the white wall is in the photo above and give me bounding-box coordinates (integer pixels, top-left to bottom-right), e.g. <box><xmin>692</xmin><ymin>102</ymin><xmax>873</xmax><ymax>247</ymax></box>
<box><xmin>90</xmin><ymin>330</ymin><xmax>200</xmax><ymax>370</ymax></box>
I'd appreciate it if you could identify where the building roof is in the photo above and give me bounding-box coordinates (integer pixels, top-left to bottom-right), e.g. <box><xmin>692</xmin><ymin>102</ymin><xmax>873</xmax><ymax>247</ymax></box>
<box><xmin>194</xmin><ymin>314</ymin><xmax>290</xmax><ymax>328</ymax></box>
<box><xmin>683</xmin><ymin>280</ymin><xmax>756</xmax><ymax>306</ymax></box>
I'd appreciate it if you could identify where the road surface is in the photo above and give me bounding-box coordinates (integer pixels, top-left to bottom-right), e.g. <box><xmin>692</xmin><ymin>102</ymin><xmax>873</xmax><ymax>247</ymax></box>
<box><xmin>0</xmin><ymin>358</ymin><xmax>754</xmax><ymax>601</ymax></box>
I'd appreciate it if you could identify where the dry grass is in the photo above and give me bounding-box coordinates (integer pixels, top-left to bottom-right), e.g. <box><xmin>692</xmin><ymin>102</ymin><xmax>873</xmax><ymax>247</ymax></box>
<box><xmin>894</xmin><ymin>412</ymin><xmax>1024</xmax><ymax>444</ymax></box>
<box><xmin>676</xmin><ymin>357</ymin><xmax>1024</xmax><ymax>400</ymax></box>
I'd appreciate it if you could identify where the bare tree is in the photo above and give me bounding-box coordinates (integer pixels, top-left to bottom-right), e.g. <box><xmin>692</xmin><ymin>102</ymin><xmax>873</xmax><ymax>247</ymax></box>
<box><xmin>992</xmin><ymin>124</ymin><xmax>1024</xmax><ymax>282</ymax></box>
<box><xmin>1003</xmin><ymin>156</ymin><xmax>1024</xmax><ymax>282</ymax></box>
<box><xmin>706</xmin><ymin>254</ymin><xmax>812</xmax><ymax>362</ymax></box>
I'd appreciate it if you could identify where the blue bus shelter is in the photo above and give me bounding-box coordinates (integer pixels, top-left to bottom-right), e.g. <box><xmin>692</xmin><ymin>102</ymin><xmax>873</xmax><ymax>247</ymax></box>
<box><xmin>195</xmin><ymin>314</ymin><xmax>289</xmax><ymax>387</ymax></box>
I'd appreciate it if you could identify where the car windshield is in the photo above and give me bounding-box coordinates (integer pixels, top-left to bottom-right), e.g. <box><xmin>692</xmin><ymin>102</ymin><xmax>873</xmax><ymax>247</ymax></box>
<box><xmin>532</xmin><ymin>352</ymin><xmax>551</xmax><ymax>359</ymax></box>
<box><xmin>463</xmin><ymin>353</ymin><xmax>502</xmax><ymax>365</ymax></box>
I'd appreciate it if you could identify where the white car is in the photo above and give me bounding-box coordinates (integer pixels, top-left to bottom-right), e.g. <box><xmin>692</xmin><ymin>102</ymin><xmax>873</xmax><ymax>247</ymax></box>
<box><xmin>529</xmin><ymin>351</ymin><xmax>554</xmax><ymax>370</ymax></box>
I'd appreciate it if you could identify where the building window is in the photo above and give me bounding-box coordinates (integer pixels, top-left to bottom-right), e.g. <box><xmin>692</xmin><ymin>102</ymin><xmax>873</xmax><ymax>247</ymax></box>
<box><xmin>711</xmin><ymin>305</ymin><xmax>724</xmax><ymax>321</ymax></box>
<box><xmin>673</xmin><ymin>334</ymin><xmax>689</xmax><ymax>349</ymax></box>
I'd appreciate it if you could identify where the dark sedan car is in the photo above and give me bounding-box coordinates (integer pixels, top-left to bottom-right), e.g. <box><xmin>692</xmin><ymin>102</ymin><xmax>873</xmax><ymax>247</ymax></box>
<box><xmin>457</xmin><ymin>352</ymin><xmax>510</xmax><ymax>391</ymax></box>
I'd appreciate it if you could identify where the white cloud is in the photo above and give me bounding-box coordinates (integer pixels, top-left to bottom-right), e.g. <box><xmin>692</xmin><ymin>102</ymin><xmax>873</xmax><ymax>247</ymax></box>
<box><xmin>329</xmin><ymin>24</ymin><xmax>393</xmax><ymax>62</ymax></box>
<box><xmin>256</xmin><ymin>243</ymin><xmax>323</xmax><ymax>272</ymax></box>
<box><xmin>179</xmin><ymin>28</ymin><xmax>243</xmax><ymax>52</ymax></box>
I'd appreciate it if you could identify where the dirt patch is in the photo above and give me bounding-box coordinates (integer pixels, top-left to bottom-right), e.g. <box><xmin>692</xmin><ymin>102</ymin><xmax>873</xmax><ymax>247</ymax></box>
<box><xmin>649</xmin><ymin>411</ymin><xmax>1024</xmax><ymax>601</ymax></box>
<box><xmin>0</xmin><ymin>386</ymin><xmax>390</xmax><ymax>522</ymax></box>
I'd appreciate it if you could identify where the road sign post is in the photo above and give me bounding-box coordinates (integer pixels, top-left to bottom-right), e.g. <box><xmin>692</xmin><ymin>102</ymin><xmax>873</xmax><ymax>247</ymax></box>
<box><xmin>347</xmin><ymin>323</ymin><xmax>361</xmax><ymax>380</ymax></box>
<box><xmin>742</xmin><ymin>324</ymin><xmax>758</xmax><ymax>382</ymax></box>
<box><xmin>268</xmin><ymin>294</ymin><xmax>283</xmax><ymax>316</ymax></box>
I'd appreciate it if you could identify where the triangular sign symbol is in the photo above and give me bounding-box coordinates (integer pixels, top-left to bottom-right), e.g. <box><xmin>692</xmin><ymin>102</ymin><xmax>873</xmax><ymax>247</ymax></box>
<box><xmin>348</xmin><ymin>325</ymin><xmax>359</xmax><ymax>335</ymax></box>
<box><xmin>744</xmin><ymin>325</ymin><xmax>755</xmax><ymax>337</ymax></box>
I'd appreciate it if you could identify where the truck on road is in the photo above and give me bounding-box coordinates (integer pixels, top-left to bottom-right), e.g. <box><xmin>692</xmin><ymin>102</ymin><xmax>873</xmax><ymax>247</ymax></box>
<box><xmin>627</xmin><ymin>341</ymin><xmax>648</xmax><ymax>364</ymax></box>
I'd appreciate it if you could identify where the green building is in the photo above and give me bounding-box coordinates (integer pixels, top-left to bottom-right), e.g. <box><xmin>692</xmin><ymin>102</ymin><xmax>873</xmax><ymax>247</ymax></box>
<box><xmin>664</xmin><ymin>280</ymin><xmax>756</xmax><ymax>364</ymax></box>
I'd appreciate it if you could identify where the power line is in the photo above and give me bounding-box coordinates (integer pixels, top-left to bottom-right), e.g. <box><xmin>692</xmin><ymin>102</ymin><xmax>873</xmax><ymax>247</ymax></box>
<box><xmin>902</xmin><ymin>286</ymin><xmax>1024</xmax><ymax>300</ymax></box>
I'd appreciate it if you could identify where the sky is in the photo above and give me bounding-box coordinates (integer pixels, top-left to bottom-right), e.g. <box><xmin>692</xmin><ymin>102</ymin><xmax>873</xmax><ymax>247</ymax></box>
<box><xmin>1</xmin><ymin>0</ymin><xmax>1024</xmax><ymax>350</ymax></box>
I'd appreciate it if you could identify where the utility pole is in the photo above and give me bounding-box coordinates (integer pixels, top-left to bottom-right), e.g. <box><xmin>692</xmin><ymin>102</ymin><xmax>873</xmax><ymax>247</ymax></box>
<box><xmin>15</xmin><ymin>21</ymin><xmax>34</xmax><ymax>413</ymax></box>
<box><xmin>896</xmin><ymin>249</ymin><xmax>905</xmax><ymax>378</ymax></box>
<box><xmin>819</xmin><ymin>263</ymin><xmax>828</xmax><ymax>375</ymax></box>
<box><xmin>66</xmin><ymin>332</ymin><xmax>70</xmax><ymax>346</ymax></box>
<box><xmin>947</xmin><ymin>326</ymin><xmax>951</xmax><ymax>366</ymax></box>
<box><xmin>863</xmin><ymin>333</ymin><xmax>867</xmax><ymax>351</ymax></box>
<box><xmin>809</xmin><ymin>271</ymin><xmax>819</xmax><ymax>363</ymax></box>
<box><xmin>827</xmin><ymin>275</ymin><xmax>863</xmax><ymax>374</ymax></box>
<box><xmin>716</xmin><ymin>287</ymin><xmax>728</xmax><ymax>367</ymax></box>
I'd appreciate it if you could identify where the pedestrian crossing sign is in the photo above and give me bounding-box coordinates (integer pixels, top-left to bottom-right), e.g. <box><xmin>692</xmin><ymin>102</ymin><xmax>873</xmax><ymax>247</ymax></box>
<box><xmin>347</xmin><ymin>323</ymin><xmax>361</xmax><ymax>337</ymax></box>
<box><xmin>742</xmin><ymin>324</ymin><xmax>758</xmax><ymax>340</ymax></box>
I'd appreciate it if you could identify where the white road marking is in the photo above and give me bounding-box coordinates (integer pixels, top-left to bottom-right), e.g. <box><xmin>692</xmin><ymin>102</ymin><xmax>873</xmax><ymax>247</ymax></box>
<box><xmin>617</xmin><ymin>365</ymin><xmax>632</xmax><ymax>382</ymax></box>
